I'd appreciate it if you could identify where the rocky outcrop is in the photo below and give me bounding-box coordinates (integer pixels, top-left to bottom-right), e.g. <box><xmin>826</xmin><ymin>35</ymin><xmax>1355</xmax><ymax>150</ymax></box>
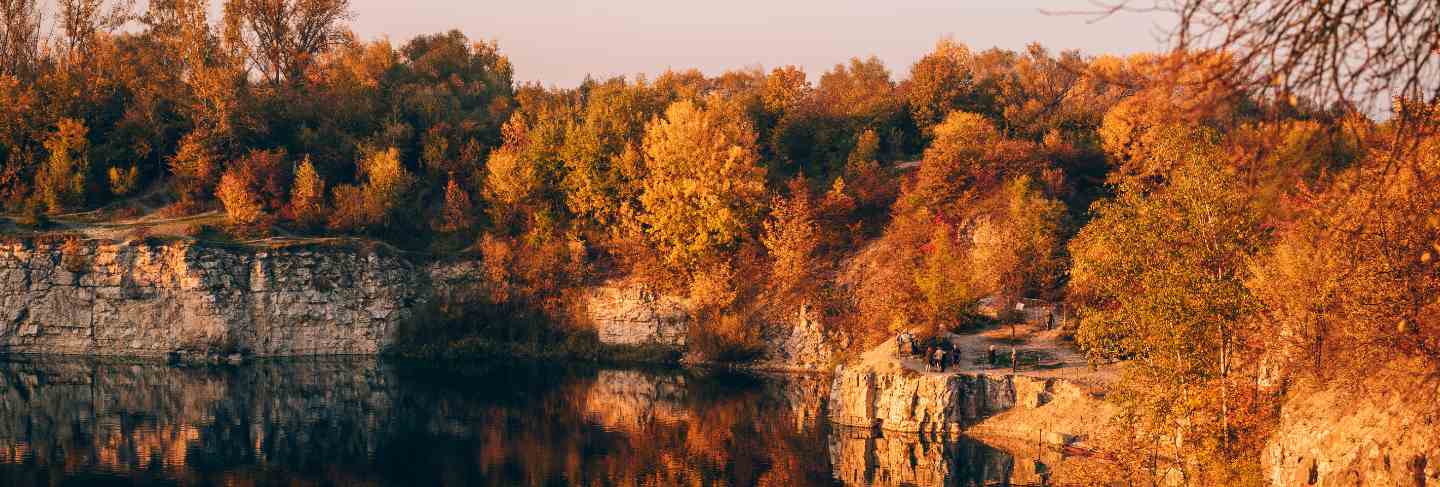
<box><xmin>0</xmin><ymin>238</ymin><xmax>423</xmax><ymax>356</ymax></box>
<box><xmin>1263</xmin><ymin>369</ymin><xmax>1440</xmax><ymax>487</ymax></box>
<box><xmin>749</xmin><ymin>303</ymin><xmax>838</xmax><ymax>372</ymax></box>
<box><xmin>828</xmin><ymin>362</ymin><xmax>1104</xmax><ymax>444</ymax></box>
<box><xmin>584</xmin><ymin>282</ymin><xmax>689</xmax><ymax>347</ymax></box>
<box><xmin>829</xmin><ymin>366</ymin><xmax>1019</xmax><ymax>435</ymax></box>
<box><xmin>583</xmin><ymin>281</ymin><xmax>837</xmax><ymax>371</ymax></box>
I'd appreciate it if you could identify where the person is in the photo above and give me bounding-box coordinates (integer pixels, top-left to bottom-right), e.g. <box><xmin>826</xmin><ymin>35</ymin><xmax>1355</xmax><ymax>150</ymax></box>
<box><xmin>987</xmin><ymin>345</ymin><xmax>997</xmax><ymax>367</ymax></box>
<box><xmin>1047</xmin><ymin>312</ymin><xmax>1055</xmax><ymax>331</ymax></box>
<box><xmin>925</xmin><ymin>346</ymin><xmax>935</xmax><ymax>371</ymax></box>
<box><xmin>896</xmin><ymin>333</ymin><xmax>907</xmax><ymax>355</ymax></box>
<box><xmin>1011</xmin><ymin>347</ymin><xmax>1020</xmax><ymax>372</ymax></box>
<box><xmin>932</xmin><ymin>347</ymin><xmax>945</xmax><ymax>373</ymax></box>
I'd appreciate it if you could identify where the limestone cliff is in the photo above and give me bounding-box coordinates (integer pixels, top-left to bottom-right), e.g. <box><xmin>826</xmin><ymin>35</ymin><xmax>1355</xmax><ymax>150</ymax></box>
<box><xmin>830</xmin><ymin>365</ymin><xmax>1036</xmax><ymax>434</ymax></box>
<box><xmin>0</xmin><ymin>238</ymin><xmax>422</xmax><ymax>356</ymax></box>
<box><xmin>1263</xmin><ymin>369</ymin><xmax>1440</xmax><ymax>486</ymax></box>
<box><xmin>827</xmin><ymin>360</ymin><xmax>1114</xmax><ymax>449</ymax></box>
<box><xmin>582</xmin><ymin>280</ymin><xmax>837</xmax><ymax>371</ymax></box>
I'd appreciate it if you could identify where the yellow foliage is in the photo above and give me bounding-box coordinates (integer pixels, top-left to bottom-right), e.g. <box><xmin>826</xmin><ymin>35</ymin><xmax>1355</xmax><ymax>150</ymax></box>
<box><xmin>639</xmin><ymin>99</ymin><xmax>767</xmax><ymax>271</ymax></box>
<box><xmin>287</xmin><ymin>158</ymin><xmax>327</xmax><ymax>228</ymax></box>
<box><xmin>216</xmin><ymin>170</ymin><xmax>262</xmax><ymax>226</ymax></box>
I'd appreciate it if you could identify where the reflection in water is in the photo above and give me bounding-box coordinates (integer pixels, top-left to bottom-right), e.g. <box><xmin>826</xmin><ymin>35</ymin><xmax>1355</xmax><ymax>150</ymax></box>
<box><xmin>0</xmin><ymin>356</ymin><xmax>1044</xmax><ymax>486</ymax></box>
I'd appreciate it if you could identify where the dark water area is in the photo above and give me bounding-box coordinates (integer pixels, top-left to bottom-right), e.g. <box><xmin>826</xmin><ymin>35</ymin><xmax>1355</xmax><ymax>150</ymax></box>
<box><xmin>0</xmin><ymin>356</ymin><xmax>1045</xmax><ymax>486</ymax></box>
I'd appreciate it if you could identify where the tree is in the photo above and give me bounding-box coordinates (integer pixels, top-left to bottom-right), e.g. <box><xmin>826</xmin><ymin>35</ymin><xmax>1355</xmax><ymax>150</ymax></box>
<box><xmin>222</xmin><ymin>0</ymin><xmax>352</xmax><ymax>86</ymax></box>
<box><xmin>1068</xmin><ymin>125</ymin><xmax>1266</xmax><ymax>473</ymax></box>
<box><xmin>0</xmin><ymin>0</ymin><xmax>42</xmax><ymax>78</ymax></box>
<box><xmin>357</xmin><ymin>146</ymin><xmax>412</xmax><ymax>227</ymax></box>
<box><xmin>1099</xmin><ymin>0</ymin><xmax>1440</xmax><ymax>112</ymax></box>
<box><xmin>969</xmin><ymin>175</ymin><xmax>1067</xmax><ymax>303</ymax></box>
<box><xmin>906</xmin><ymin>38</ymin><xmax>976</xmax><ymax>134</ymax></box>
<box><xmin>638</xmin><ymin>99</ymin><xmax>767</xmax><ymax>272</ymax></box>
<box><xmin>434</xmin><ymin>176</ymin><xmax>474</xmax><ymax>233</ymax></box>
<box><xmin>37</xmin><ymin>119</ymin><xmax>91</xmax><ymax>213</ymax></box>
<box><xmin>914</xmin><ymin>224</ymin><xmax>980</xmax><ymax>328</ymax></box>
<box><xmin>1249</xmin><ymin>124</ymin><xmax>1440</xmax><ymax>381</ymax></box>
<box><xmin>217</xmin><ymin>168</ymin><xmax>263</xmax><ymax>226</ymax></box>
<box><xmin>107</xmin><ymin>164</ymin><xmax>139</xmax><ymax>196</ymax></box>
<box><xmin>168</xmin><ymin>132</ymin><xmax>220</xmax><ymax>209</ymax></box>
<box><xmin>762</xmin><ymin>179</ymin><xmax>820</xmax><ymax>298</ymax></box>
<box><xmin>287</xmin><ymin>157</ymin><xmax>326</xmax><ymax>228</ymax></box>
<box><xmin>327</xmin><ymin>147</ymin><xmax>413</xmax><ymax>232</ymax></box>
<box><xmin>215</xmin><ymin>149</ymin><xmax>287</xmax><ymax>228</ymax></box>
<box><xmin>908</xmin><ymin>111</ymin><xmax>1043</xmax><ymax>212</ymax></box>
<box><xmin>561</xmin><ymin>77</ymin><xmax>660</xmax><ymax>233</ymax></box>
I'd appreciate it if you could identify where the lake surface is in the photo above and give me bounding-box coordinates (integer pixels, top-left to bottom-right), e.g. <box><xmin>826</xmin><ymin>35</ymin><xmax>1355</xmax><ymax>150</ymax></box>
<box><xmin>0</xmin><ymin>356</ymin><xmax>1050</xmax><ymax>486</ymax></box>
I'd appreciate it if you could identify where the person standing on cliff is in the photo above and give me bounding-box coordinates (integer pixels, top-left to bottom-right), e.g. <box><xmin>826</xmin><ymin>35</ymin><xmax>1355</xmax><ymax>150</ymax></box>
<box><xmin>987</xmin><ymin>345</ymin><xmax>997</xmax><ymax>367</ymax></box>
<box><xmin>1011</xmin><ymin>347</ymin><xmax>1020</xmax><ymax>372</ymax></box>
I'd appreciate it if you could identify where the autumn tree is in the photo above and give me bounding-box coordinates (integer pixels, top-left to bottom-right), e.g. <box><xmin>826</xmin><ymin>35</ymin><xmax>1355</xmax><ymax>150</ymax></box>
<box><xmin>638</xmin><ymin>99</ymin><xmax>767</xmax><ymax>272</ymax></box>
<box><xmin>222</xmin><ymin>0</ymin><xmax>352</xmax><ymax>86</ymax></box>
<box><xmin>762</xmin><ymin>179</ymin><xmax>820</xmax><ymax>299</ymax></box>
<box><xmin>328</xmin><ymin>147</ymin><xmax>413</xmax><ymax>232</ymax></box>
<box><xmin>37</xmin><ymin>119</ymin><xmax>92</xmax><ymax>213</ymax></box>
<box><xmin>286</xmin><ymin>156</ymin><xmax>326</xmax><ymax>228</ymax></box>
<box><xmin>1249</xmin><ymin>119</ymin><xmax>1440</xmax><ymax>382</ymax></box>
<box><xmin>217</xmin><ymin>168</ymin><xmax>263</xmax><ymax>226</ymax></box>
<box><xmin>969</xmin><ymin>175</ymin><xmax>1067</xmax><ymax>303</ymax></box>
<box><xmin>168</xmin><ymin>132</ymin><xmax>220</xmax><ymax>210</ymax></box>
<box><xmin>1068</xmin><ymin>125</ymin><xmax>1267</xmax><ymax>476</ymax></box>
<box><xmin>434</xmin><ymin>176</ymin><xmax>474</xmax><ymax>234</ymax></box>
<box><xmin>906</xmin><ymin>38</ymin><xmax>977</xmax><ymax>134</ymax></box>
<box><xmin>0</xmin><ymin>0</ymin><xmax>42</xmax><ymax>78</ymax></box>
<box><xmin>561</xmin><ymin>77</ymin><xmax>660</xmax><ymax>234</ymax></box>
<box><xmin>914</xmin><ymin>224</ymin><xmax>981</xmax><ymax>328</ymax></box>
<box><xmin>216</xmin><ymin>149</ymin><xmax>288</xmax><ymax>228</ymax></box>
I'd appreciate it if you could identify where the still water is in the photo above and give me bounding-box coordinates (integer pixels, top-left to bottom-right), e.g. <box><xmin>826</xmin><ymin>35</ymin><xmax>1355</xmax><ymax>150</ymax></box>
<box><xmin>0</xmin><ymin>356</ymin><xmax>1046</xmax><ymax>486</ymax></box>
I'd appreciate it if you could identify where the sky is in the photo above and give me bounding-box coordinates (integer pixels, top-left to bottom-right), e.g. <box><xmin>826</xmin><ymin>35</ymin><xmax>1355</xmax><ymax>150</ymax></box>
<box><xmin>344</xmin><ymin>0</ymin><xmax>1175</xmax><ymax>88</ymax></box>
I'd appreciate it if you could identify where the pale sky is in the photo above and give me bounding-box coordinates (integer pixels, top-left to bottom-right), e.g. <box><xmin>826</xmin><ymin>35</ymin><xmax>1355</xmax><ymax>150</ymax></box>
<box><xmin>350</xmin><ymin>1</ymin><xmax>1174</xmax><ymax>87</ymax></box>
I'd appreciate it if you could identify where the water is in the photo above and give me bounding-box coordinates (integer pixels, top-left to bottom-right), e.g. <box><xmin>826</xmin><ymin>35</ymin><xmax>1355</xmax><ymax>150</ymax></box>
<box><xmin>0</xmin><ymin>356</ymin><xmax>1047</xmax><ymax>486</ymax></box>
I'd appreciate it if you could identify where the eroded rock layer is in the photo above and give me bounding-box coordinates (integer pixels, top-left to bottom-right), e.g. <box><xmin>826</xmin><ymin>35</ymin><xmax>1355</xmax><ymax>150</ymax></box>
<box><xmin>0</xmin><ymin>239</ymin><xmax>421</xmax><ymax>356</ymax></box>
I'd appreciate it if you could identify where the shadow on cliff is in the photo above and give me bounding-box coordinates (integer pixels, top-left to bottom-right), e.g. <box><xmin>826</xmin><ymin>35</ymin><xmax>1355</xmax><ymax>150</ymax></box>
<box><xmin>386</xmin><ymin>298</ymin><xmax>682</xmax><ymax>365</ymax></box>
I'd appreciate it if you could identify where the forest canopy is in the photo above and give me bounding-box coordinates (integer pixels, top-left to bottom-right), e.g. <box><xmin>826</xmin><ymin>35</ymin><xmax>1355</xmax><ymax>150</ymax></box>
<box><xmin>2</xmin><ymin>2</ymin><xmax>1438</xmax><ymax>483</ymax></box>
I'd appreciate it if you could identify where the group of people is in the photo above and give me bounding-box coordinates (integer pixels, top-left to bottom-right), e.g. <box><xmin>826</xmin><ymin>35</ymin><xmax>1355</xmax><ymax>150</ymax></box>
<box><xmin>895</xmin><ymin>332</ymin><xmax>961</xmax><ymax>372</ymax></box>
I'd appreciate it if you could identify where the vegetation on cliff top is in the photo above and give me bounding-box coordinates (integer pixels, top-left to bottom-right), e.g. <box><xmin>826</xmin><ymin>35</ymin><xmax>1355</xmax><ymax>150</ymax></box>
<box><xmin>3</xmin><ymin>0</ymin><xmax>1439</xmax><ymax>483</ymax></box>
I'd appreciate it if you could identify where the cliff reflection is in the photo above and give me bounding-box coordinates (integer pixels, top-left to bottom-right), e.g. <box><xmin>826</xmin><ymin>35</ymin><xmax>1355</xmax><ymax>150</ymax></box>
<box><xmin>0</xmin><ymin>357</ymin><xmax>1057</xmax><ymax>486</ymax></box>
<box><xmin>0</xmin><ymin>357</ymin><xmax>838</xmax><ymax>486</ymax></box>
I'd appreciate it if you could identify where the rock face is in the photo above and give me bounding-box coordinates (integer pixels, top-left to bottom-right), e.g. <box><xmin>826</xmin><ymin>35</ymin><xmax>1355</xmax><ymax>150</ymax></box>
<box><xmin>1263</xmin><ymin>370</ymin><xmax>1440</xmax><ymax>487</ymax></box>
<box><xmin>750</xmin><ymin>303</ymin><xmax>838</xmax><ymax>372</ymax></box>
<box><xmin>827</xmin><ymin>363</ymin><xmax>1092</xmax><ymax>440</ymax></box>
<box><xmin>0</xmin><ymin>239</ymin><xmax>422</xmax><ymax>356</ymax></box>
<box><xmin>583</xmin><ymin>280</ymin><xmax>836</xmax><ymax>371</ymax></box>
<box><xmin>829</xmin><ymin>366</ymin><xmax>1017</xmax><ymax>435</ymax></box>
<box><xmin>584</xmin><ymin>282</ymin><xmax>690</xmax><ymax>347</ymax></box>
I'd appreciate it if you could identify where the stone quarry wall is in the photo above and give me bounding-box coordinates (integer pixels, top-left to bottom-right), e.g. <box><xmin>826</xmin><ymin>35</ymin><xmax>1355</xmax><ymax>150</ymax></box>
<box><xmin>827</xmin><ymin>363</ymin><xmax>1096</xmax><ymax>440</ymax></box>
<box><xmin>0</xmin><ymin>238</ymin><xmax>424</xmax><ymax>356</ymax></box>
<box><xmin>584</xmin><ymin>283</ymin><xmax>690</xmax><ymax>347</ymax></box>
<box><xmin>1262</xmin><ymin>369</ymin><xmax>1440</xmax><ymax>487</ymax></box>
<box><xmin>582</xmin><ymin>280</ymin><xmax>837</xmax><ymax>371</ymax></box>
<box><xmin>0</xmin><ymin>238</ymin><xmax>837</xmax><ymax>367</ymax></box>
